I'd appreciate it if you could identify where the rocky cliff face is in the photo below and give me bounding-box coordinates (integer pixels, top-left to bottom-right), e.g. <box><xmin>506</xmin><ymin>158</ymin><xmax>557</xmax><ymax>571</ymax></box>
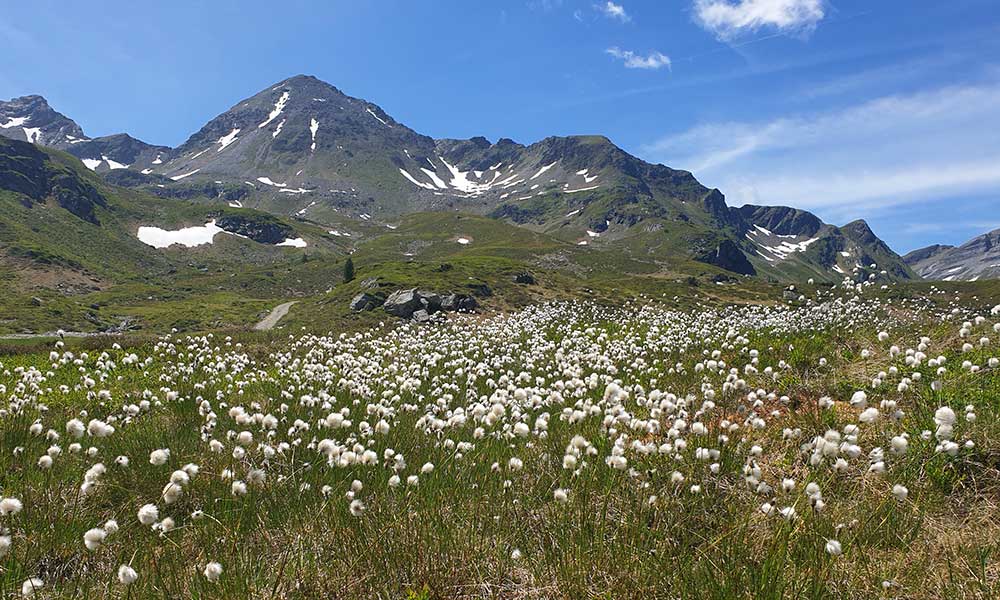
<box><xmin>905</xmin><ymin>229</ymin><xmax>1000</xmax><ymax>281</ymax></box>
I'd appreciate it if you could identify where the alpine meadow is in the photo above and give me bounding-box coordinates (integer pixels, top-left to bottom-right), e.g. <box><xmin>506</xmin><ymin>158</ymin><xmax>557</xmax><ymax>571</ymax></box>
<box><xmin>2</xmin><ymin>1</ymin><xmax>1000</xmax><ymax>598</ymax></box>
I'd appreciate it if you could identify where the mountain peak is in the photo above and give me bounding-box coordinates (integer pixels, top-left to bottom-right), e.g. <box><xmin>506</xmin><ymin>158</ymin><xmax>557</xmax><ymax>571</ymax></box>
<box><xmin>906</xmin><ymin>226</ymin><xmax>1000</xmax><ymax>281</ymax></box>
<box><xmin>0</xmin><ymin>93</ymin><xmax>86</xmax><ymax>148</ymax></box>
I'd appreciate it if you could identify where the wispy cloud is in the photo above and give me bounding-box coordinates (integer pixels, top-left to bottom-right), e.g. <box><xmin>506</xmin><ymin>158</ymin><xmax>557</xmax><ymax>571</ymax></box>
<box><xmin>639</xmin><ymin>82</ymin><xmax>1000</xmax><ymax>219</ymax></box>
<box><xmin>527</xmin><ymin>0</ymin><xmax>564</xmax><ymax>12</ymax></box>
<box><xmin>693</xmin><ymin>0</ymin><xmax>825</xmax><ymax>40</ymax></box>
<box><xmin>606</xmin><ymin>47</ymin><xmax>671</xmax><ymax>70</ymax></box>
<box><xmin>597</xmin><ymin>1</ymin><xmax>631</xmax><ymax>23</ymax></box>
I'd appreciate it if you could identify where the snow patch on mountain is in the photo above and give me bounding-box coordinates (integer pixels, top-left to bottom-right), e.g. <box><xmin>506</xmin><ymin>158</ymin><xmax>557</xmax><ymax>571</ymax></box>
<box><xmin>23</xmin><ymin>127</ymin><xmax>41</xmax><ymax>143</ymax></box>
<box><xmin>137</xmin><ymin>220</ymin><xmax>226</xmax><ymax>248</ymax></box>
<box><xmin>366</xmin><ymin>107</ymin><xmax>390</xmax><ymax>127</ymax></box>
<box><xmin>259</xmin><ymin>91</ymin><xmax>290</xmax><ymax>129</ymax></box>
<box><xmin>1</xmin><ymin>116</ymin><xmax>28</xmax><ymax>128</ymax></box>
<box><xmin>171</xmin><ymin>169</ymin><xmax>200</xmax><ymax>181</ymax></box>
<box><xmin>530</xmin><ymin>161</ymin><xmax>557</xmax><ymax>180</ymax></box>
<box><xmin>217</xmin><ymin>128</ymin><xmax>240</xmax><ymax>152</ymax></box>
<box><xmin>103</xmin><ymin>155</ymin><xmax>128</xmax><ymax>170</ymax></box>
<box><xmin>257</xmin><ymin>176</ymin><xmax>286</xmax><ymax>187</ymax></box>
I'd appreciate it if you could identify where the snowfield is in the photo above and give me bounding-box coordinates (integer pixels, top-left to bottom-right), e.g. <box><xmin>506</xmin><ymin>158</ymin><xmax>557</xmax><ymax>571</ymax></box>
<box><xmin>136</xmin><ymin>220</ymin><xmax>226</xmax><ymax>248</ymax></box>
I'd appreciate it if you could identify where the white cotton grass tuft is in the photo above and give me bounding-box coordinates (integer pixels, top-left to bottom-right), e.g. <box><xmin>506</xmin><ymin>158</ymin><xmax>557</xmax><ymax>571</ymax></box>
<box><xmin>21</xmin><ymin>577</ymin><xmax>44</xmax><ymax>597</ymax></box>
<box><xmin>203</xmin><ymin>561</ymin><xmax>223</xmax><ymax>582</ymax></box>
<box><xmin>138</xmin><ymin>503</ymin><xmax>159</xmax><ymax>526</ymax></box>
<box><xmin>892</xmin><ymin>484</ymin><xmax>909</xmax><ymax>501</ymax></box>
<box><xmin>349</xmin><ymin>499</ymin><xmax>366</xmax><ymax>516</ymax></box>
<box><xmin>83</xmin><ymin>527</ymin><xmax>107</xmax><ymax>550</ymax></box>
<box><xmin>149</xmin><ymin>448</ymin><xmax>170</xmax><ymax>465</ymax></box>
<box><xmin>0</xmin><ymin>497</ymin><xmax>24</xmax><ymax>516</ymax></box>
<box><xmin>117</xmin><ymin>564</ymin><xmax>139</xmax><ymax>585</ymax></box>
<box><xmin>825</xmin><ymin>539</ymin><xmax>842</xmax><ymax>556</ymax></box>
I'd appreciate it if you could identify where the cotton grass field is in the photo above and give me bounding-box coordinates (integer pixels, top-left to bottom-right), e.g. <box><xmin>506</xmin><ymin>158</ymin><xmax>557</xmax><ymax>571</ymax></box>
<box><xmin>1</xmin><ymin>285</ymin><xmax>999</xmax><ymax>599</ymax></box>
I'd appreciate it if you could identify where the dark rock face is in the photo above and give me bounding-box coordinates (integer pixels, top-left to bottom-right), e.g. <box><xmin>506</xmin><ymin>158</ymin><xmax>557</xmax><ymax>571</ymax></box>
<box><xmin>513</xmin><ymin>272</ymin><xmax>536</xmax><ymax>284</ymax></box>
<box><xmin>701</xmin><ymin>189</ymin><xmax>741</xmax><ymax>230</ymax></box>
<box><xmin>350</xmin><ymin>293</ymin><xmax>384</xmax><ymax>311</ymax></box>
<box><xmin>216</xmin><ymin>215</ymin><xmax>294</xmax><ymax>244</ymax></box>
<box><xmin>737</xmin><ymin>205</ymin><xmax>824</xmax><ymax>238</ymax></box>
<box><xmin>0</xmin><ymin>137</ymin><xmax>106</xmax><ymax>224</ymax></box>
<box><xmin>700</xmin><ymin>240</ymin><xmax>756</xmax><ymax>275</ymax></box>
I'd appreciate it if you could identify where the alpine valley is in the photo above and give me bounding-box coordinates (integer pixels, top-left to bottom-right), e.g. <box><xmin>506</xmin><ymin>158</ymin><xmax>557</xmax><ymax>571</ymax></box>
<box><xmin>0</xmin><ymin>74</ymin><xmax>972</xmax><ymax>335</ymax></box>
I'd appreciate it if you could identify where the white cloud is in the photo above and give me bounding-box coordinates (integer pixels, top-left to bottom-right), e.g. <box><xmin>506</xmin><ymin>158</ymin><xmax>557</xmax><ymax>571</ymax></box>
<box><xmin>639</xmin><ymin>82</ymin><xmax>1000</xmax><ymax>218</ymax></box>
<box><xmin>597</xmin><ymin>1</ymin><xmax>630</xmax><ymax>23</ymax></box>
<box><xmin>606</xmin><ymin>47</ymin><xmax>671</xmax><ymax>70</ymax></box>
<box><xmin>693</xmin><ymin>0</ymin><xmax>824</xmax><ymax>40</ymax></box>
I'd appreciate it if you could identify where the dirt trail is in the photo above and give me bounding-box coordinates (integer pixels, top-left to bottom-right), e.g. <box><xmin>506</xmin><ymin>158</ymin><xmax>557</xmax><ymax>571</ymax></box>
<box><xmin>254</xmin><ymin>301</ymin><xmax>297</xmax><ymax>330</ymax></box>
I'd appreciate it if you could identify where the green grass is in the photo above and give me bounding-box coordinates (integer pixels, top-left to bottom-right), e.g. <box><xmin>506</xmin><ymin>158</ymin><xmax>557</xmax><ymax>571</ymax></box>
<box><xmin>1</xmin><ymin>291</ymin><xmax>999</xmax><ymax>598</ymax></box>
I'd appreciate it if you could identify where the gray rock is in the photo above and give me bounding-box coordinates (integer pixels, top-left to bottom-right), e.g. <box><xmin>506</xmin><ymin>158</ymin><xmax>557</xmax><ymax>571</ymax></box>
<box><xmin>441</xmin><ymin>294</ymin><xmax>478</xmax><ymax>312</ymax></box>
<box><xmin>417</xmin><ymin>290</ymin><xmax>442</xmax><ymax>313</ymax></box>
<box><xmin>383</xmin><ymin>289</ymin><xmax>424</xmax><ymax>318</ymax></box>
<box><xmin>350</xmin><ymin>292</ymin><xmax>384</xmax><ymax>311</ymax></box>
<box><xmin>412</xmin><ymin>309</ymin><xmax>432</xmax><ymax>323</ymax></box>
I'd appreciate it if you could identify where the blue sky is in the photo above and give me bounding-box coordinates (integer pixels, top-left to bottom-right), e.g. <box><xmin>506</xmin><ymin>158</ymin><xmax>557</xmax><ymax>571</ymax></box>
<box><xmin>2</xmin><ymin>0</ymin><xmax>999</xmax><ymax>252</ymax></box>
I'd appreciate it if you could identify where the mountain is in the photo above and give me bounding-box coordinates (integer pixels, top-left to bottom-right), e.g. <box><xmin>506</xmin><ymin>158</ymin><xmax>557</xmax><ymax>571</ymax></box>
<box><xmin>735</xmin><ymin>206</ymin><xmax>915</xmax><ymax>281</ymax></box>
<box><xmin>0</xmin><ymin>95</ymin><xmax>169</xmax><ymax>173</ymax></box>
<box><xmin>0</xmin><ymin>95</ymin><xmax>85</xmax><ymax>147</ymax></box>
<box><xmin>904</xmin><ymin>229</ymin><xmax>1000</xmax><ymax>281</ymax></box>
<box><xmin>4</xmin><ymin>76</ymin><xmax>915</xmax><ymax>284</ymax></box>
<box><xmin>0</xmin><ymin>135</ymin><xmax>350</xmax><ymax>333</ymax></box>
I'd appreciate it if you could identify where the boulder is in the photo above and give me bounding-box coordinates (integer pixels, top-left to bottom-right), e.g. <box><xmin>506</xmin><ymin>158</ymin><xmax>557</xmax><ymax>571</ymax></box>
<box><xmin>350</xmin><ymin>292</ymin><xmax>384</xmax><ymax>312</ymax></box>
<box><xmin>417</xmin><ymin>290</ymin><xmax>442</xmax><ymax>313</ymax></box>
<box><xmin>513</xmin><ymin>272</ymin><xmax>536</xmax><ymax>285</ymax></box>
<box><xmin>412</xmin><ymin>309</ymin><xmax>432</xmax><ymax>323</ymax></box>
<box><xmin>383</xmin><ymin>289</ymin><xmax>424</xmax><ymax>318</ymax></box>
<box><xmin>383</xmin><ymin>289</ymin><xmax>444</xmax><ymax>318</ymax></box>
<box><xmin>441</xmin><ymin>294</ymin><xmax>479</xmax><ymax>312</ymax></box>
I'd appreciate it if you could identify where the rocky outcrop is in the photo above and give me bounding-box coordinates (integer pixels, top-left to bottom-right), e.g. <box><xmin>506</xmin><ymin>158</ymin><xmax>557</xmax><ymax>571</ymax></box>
<box><xmin>699</xmin><ymin>240</ymin><xmax>756</xmax><ymax>276</ymax></box>
<box><xmin>0</xmin><ymin>137</ymin><xmax>106</xmax><ymax>224</ymax></box>
<box><xmin>216</xmin><ymin>215</ymin><xmax>294</xmax><ymax>244</ymax></box>
<box><xmin>380</xmin><ymin>288</ymin><xmax>479</xmax><ymax>320</ymax></box>
<box><xmin>441</xmin><ymin>294</ymin><xmax>478</xmax><ymax>312</ymax></box>
<box><xmin>513</xmin><ymin>272</ymin><xmax>536</xmax><ymax>284</ymax></box>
